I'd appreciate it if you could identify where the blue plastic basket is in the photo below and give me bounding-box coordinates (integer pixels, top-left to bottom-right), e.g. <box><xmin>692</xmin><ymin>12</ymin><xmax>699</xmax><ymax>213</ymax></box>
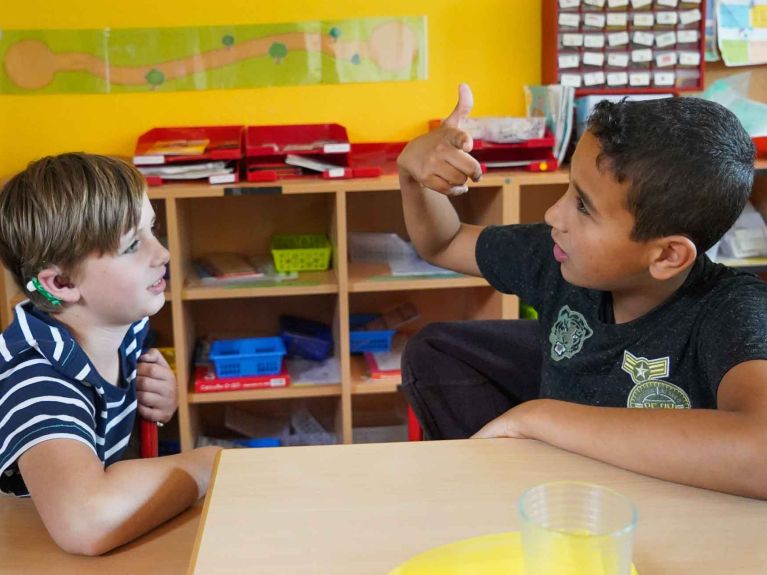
<box><xmin>209</xmin><ymin>337</ymin><xmax>286</xmax><ymax>377</ymax></box>
<box><xmin>279</xmin><ymin>315</ymin><xmax>333</xmax><ymax>361</ymax></box>
<box><xmin>349</xmin><ymin>314</ymin><xmax>395</xmax><ymax>354</ymax></box>
<box><xmin>350</xmin><ymin>330</ymin><xmax>396</xmax><ymax>353</ymax></box>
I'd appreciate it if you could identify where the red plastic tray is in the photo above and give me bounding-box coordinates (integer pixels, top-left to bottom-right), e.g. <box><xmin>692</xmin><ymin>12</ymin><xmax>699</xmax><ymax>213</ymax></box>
<box><xmin>244</xmin><ymin>142</ymin><xmax>406</xmax><ymax>182</ymax></box>
<box><xmin>244</xmin><ymin>123</ymin><xmax>351</xmax><ymax>157</ymax></box>
<box><xmin>133</xmin><ymin>126</ymin><xmax>244</xmax><ymax>165</ymax></box>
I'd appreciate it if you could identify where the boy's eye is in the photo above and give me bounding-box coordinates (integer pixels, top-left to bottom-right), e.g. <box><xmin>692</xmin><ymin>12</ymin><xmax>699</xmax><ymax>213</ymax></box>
<box><xmin>576</xmin><ymin>196</ymin><xmax>589</xmax><ymax>215</ymax></box>
<box><xmin>124</xmin><ymin>239</ymin><xmax>140</xmax><ymax>254</ymax></box>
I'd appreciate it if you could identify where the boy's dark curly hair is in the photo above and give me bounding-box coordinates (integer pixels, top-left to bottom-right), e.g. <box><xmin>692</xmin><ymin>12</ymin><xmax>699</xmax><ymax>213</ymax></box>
<box><xmin>588</xmin><ymin>97</ymin><xmax>755</xmax><ymax>252</ymax></box>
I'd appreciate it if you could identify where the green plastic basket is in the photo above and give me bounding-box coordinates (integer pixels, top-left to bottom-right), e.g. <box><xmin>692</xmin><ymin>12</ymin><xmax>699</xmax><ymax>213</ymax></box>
<box><xmin>270</xmin><ymin>234</ymin><xmax>332</xmax><ymax>272</ymax></box>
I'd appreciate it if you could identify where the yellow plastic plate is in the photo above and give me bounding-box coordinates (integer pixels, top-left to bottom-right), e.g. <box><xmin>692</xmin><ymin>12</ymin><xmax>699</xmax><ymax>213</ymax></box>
<box><xmin>389</xmin><ymin>531</ymin><xmax>638</xmax><ymax>575</ymax></box>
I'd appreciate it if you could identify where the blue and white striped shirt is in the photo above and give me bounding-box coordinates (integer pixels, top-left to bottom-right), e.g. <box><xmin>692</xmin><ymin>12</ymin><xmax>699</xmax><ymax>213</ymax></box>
<box><xmin>0</xmin><ymin>301</ymin><xmax>148</xmax><ymax>497</ymax></box>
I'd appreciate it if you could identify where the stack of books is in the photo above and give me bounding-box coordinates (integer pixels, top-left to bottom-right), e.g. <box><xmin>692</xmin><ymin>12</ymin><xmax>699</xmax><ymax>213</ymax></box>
<box><xmin>364</xmin><ymin>349</ymin><xmax>402</xmax><ymax>380</ymax></box>
<box><xmin>193</xmin><ymin>363</ymin><xmax>290</xmax><ymax>393</ymax></box>
<box><xmin>193</xmin><ymin>253</ymin><xmax>297</xmax><ymax>286</ymax></box>
<box><xmin>132</xmin><ymin>126</ymin><xmax>243</xmax><ymax>185</ymax></box>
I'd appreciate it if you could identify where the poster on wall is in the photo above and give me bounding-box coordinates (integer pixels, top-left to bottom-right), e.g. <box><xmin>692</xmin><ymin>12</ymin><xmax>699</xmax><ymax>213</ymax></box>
<box><xmin>0</xmin><ymin>17</ymin><xmax>427</xmax><ymax>95</ymax></box>
<box><xmin>717</xmin><ymin>0</ymin><xmax>767</xmax><ymax>66</ymax></box>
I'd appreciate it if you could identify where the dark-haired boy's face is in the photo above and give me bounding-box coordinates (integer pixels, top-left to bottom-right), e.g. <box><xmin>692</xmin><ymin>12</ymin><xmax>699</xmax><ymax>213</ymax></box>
<box><xmin>544</xmin><ymin>132</ymin><xmax>657</xmax><ymax>292</ymax></box>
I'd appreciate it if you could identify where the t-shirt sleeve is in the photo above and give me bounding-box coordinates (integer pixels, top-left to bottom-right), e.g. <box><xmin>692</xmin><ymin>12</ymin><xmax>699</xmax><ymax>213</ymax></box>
<box><xmin>0</xmin><ymin>361</ymin><xmax>97</xmax><ymax>494</ymax></box>
<box><xmin>696</xmin><ymin>281</ymin><xmax>767</xmax><ymax>401</ymax></box>
<box><xmin>475</xmin><ymin>223</ymin><xmax>558</xmax><ymax>310</ymax></box>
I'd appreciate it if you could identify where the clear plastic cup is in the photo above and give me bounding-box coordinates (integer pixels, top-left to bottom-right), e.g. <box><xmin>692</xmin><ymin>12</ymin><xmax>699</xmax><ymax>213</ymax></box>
<box><xmin>518</xmin><ymin>481</ymin><xmax>637</xmax><ymax>575</ymax></box>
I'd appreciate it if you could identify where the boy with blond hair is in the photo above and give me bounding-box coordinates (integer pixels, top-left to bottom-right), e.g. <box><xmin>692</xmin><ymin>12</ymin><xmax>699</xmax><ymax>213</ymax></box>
<box><xmin>398</xmin><ymin>85</ymin><xmax>767</xmax><ymax>499</ymax></box>
<box><xmin>0</xmin><ymin>153</ymin><xmax>220</xmax><ymax>555</ymax></box>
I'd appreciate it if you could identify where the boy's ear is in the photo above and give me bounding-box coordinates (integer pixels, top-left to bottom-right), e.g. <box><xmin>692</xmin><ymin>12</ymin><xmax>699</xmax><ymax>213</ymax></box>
<box><xmin>648</xmin><ymin>235</ymin><xmax>697</xmax><ymax>281</ymax></box>
<box><xmin>35</xmin><ymin>266</ymin><xmax>80</xmax><ymax>305</ymax></box>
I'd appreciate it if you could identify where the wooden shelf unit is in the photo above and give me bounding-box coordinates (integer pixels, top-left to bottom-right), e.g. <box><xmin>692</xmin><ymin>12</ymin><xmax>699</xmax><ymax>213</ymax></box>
<box><xmin>0</xmin><ymin>169</ymin><xmax>574</xmax><ymax>451</ymax></box>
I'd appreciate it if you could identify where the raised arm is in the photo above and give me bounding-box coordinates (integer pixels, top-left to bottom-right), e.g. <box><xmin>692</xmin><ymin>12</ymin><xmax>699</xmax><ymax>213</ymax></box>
<box><xmin>397</xmin><ymin>84</ymin><xmax>485</xmax><ymax>276</ymax></box>
<box><xmin>474</xmin><ymin>360</ymin><xmax>767</xmax><ymax>499</ymax></box>
<box><xmin>18</xmin><ymin>440</ymin><xmax>221</xmax><ymax>555</ymax></box>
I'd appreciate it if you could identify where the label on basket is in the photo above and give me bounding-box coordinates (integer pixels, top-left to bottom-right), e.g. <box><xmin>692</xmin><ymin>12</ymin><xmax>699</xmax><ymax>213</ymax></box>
<box><xmin>607</xmin><ymin>13</ymin><xmax>628</xmax><ymax>27</ymax></box>
<box><xmin>559</xmin><ymin>54</ymin><xmax>580</xmax><ymax>69</ymax></box>
<box><xmin>631</xmin><ymin>48</ymin><xmax>653</xmax><ymax>62</ymax></box>
<box><xmin>562</xmin><ymin>33</ymin><xmax>584</xmax><ymax>47</ymax></box>
<box><xmin>583</xmin><ymin>34</ymin><xmax>605</xmax><ymax>48</ymax></box>
<box><xmin>608</xmin><ymin>31</ymin><xmax>630</xmax><ymax>46</ymax></box>
<box><xmin>560</xmin><ymin>74</ymin><xmax>582</xmax><ymax>88</ymax></box>
<box><xmin>584</xmin><ymin>13</ymin><xmax>606</xmax><ymax>28</ymax></box>
<box><xmin>676</xmin><ymin>30</ymin><xmax>700</xmax><ymax>44</ymax></box>
<box><xmin>607</xmin><ymin>72</ymin><xmax>629</xmax><ymax>86</ymax></box>
<box><xmin>583</xmin><ymin>71</ymin><xmax>606</xmax><ymax>86</ymax></box>
<box><xmin>583</xmin><ymin>52</ymin><xmax>605</xmax><ymax>66</ymax></box>
<box><xmin>655</xmin><ymin>52</ymin><xmax>678</xmax><ymax>67</ymax></box>
<box><xmin>654</xmin><ymin>72</ymin><xmax>676</xmax><ymax>86</ymax></box>
<box><xmin>607</xmin><ymin>53</ymin><xmax>630</xmax><ymax>67</ymax></box>
<box><xmin>633</xmin><ymin>13</ymin><xmax>655</xmax><ymax>27</ymax></box>
<box><xmin>679</xmin><ymin>9</ymin><xmax>701</xmax><ymax>25</ymax></box>
<box><xmin>209</xmin><ymin>173</ymin><xmax>236</xmax><ymax>185</ymax></box>
<box><xmin>132</xmin><ymin>155</ymin><xmax>166</xmax><ymax>166</ymax></box>
<box><xmin>655</xmin><ymin>31</ymin><xmax>677</xmax><ymax>48</ymax></box>
<box><xmin>656</xmin><ymin>11</ymin><xmax>679</xmax><ymax>26</ymax></box>
<box><xmin>633</xmin><ymin>31</ymin><xmax>655</xmax><ymax>46</ymax></box>
<box><xmin>629</xmin><ymin>71</ymin><xmax>651</xmax><ymax>86</ymax></box>
<box><xmin>559</xmin><ymin>13</ymin><xmax>581</xmax><ymax>27</ymax></box>
<box><xmin>679</xmin><ymin>51</ymin><xmax>701</xmax><ymax>66</ymax></box>
<box><xmin>323</xmin><ymin>143</ymin><xmax>351</xmax><ymax>154</ymax></box>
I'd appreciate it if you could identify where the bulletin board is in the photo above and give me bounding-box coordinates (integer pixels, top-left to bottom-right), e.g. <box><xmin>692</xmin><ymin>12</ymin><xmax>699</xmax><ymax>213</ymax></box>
<box><xmin>541</xmin><ymin>0</ymin><xmax>707</xmax><ymax>94</ymax></box>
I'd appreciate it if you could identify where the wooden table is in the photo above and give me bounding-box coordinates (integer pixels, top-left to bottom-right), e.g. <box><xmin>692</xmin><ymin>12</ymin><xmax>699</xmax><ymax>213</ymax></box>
<box><xmin>0</xmin><ymin>497</ymin><xmax>200</xmax><ymax>574</ymax></box>
<box><xmin>190</xmin><ymin>439</ymin><xmax>767</xmax><ymax>574</ymax></box>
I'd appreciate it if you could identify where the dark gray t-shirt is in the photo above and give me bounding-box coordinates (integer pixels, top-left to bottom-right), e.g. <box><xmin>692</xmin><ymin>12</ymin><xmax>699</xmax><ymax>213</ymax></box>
<box><xmin>476</xmin><ymin>223</ymin><xmax>767</xmax><ymax>409</ymax></box>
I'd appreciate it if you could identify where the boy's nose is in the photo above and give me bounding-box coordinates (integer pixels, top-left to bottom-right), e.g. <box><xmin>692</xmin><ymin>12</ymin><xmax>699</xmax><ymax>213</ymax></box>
<box><xmin>153</xmin><ymin>239</ymin><xmax>170</xmax><ymax>266</ymax></box>
<box><xmin>544</xmin><ymin>196</ymin><xmax>562</xmax><ymax>229</ymax></box>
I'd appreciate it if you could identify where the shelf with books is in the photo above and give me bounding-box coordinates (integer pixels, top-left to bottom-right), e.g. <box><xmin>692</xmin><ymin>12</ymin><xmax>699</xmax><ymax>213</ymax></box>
<box><xmin>188</xmin><ymin>384</ymin><xmax>343</xmax><ymax>404</ymax></box>
<box><xmin>183</xmin><ymin>269</ymin><xmax>339</xmax><ymax>300</ymax></box>
<box><xmin>0</xmin><ymin>170</ymin><xmax>584</xmax><ymax>452</ymax></box>
<box><xmin>350</xmin><ymin>354</ymin><xmax>400</xmax><ymax>395</ymax></box>
<box><xmin>347</xmin><ymin>262</ymin><xmax>487</xmax><ymax>293</ymax></box>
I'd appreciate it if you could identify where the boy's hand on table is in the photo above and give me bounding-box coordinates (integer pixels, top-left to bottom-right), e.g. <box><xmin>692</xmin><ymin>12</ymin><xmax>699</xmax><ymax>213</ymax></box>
<box><xmin>397</xmin><ymin>83</ymin><xmax>483</xmax><ymax>195</ymax></box>
<box><xmin>136</xmin><ymin>348</ymin><xmax>178</xmax><ymax>424</ymax></box>
<box><xmin>472</xmin><ymin>400</ymin><xmax>540</xmax><ymax>439</ymax></box>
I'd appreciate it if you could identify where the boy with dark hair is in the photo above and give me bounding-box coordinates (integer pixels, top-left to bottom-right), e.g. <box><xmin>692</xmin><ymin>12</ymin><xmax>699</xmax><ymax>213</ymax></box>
<box><xmin>0</xmin><ymin>153</ymin><xmax>220</xmax><ymax>555</ymax></box>
<box><xmin>398</xmin><ymin>85</ymin><xmax>767</xmax><ymax>499</ymax></box>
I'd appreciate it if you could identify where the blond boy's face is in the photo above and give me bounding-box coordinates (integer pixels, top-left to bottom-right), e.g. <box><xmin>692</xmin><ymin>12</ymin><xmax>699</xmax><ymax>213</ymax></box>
<box><xmin>73</xmin><ymin>193</ymin><xmax>169</xmax><ymax>328</ymax></box>
<box><xmin>544</xmin><ymin>132</ymin><xmax>656</xmax><ymax>293</ymax></box>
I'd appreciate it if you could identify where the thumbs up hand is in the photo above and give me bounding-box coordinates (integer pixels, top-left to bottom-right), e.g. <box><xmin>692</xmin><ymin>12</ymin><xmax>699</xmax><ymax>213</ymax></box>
<box><xmin>443</xmin><ymin>83</ymin><xmax>474</xmax><ymax>136</ymax></box>
<box><xmin>397</xmin><ymin>83</ymin><xmax>483</xmax><ymax>196</ymax></box>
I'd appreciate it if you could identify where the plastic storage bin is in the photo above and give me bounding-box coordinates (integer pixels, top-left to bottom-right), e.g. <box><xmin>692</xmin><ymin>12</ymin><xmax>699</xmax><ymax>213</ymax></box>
<box><xmin>209</xmin><ymin>337</ymin><xmax>286</xmax><ymax>377</ymax></box>
<box><xmin>349</xmin><ymin>314</ymin><xmax>395</xmax><ymax>354</ymax></box>
<box><xmin>270</xmin><ymin>234</ymin><xmax>332</xmax><ymax>272</ymax></box>
<box><xmin>279</xmin><ymin>315</ymin><xmax>333</xmax><ymax>361</ymax></box>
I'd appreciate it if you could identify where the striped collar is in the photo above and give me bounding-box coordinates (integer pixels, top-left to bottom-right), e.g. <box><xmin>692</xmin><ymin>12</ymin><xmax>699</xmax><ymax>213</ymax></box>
<box><xmin>0</xmin><ymin>301</ymin><xmax>148</xmax><ymax>392</ymax></box>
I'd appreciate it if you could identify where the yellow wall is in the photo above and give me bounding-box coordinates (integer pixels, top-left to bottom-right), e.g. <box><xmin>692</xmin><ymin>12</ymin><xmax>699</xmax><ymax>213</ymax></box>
<box><xmin>0</xmin><ymin>1</ymin><xmax>541</xmax><ymax>177</ymax></box>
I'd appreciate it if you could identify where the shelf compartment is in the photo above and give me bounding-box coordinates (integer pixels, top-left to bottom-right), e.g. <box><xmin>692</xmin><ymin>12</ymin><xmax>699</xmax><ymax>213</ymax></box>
<box><xmin>348</xmin><ymin>262</ymin><xmax>488</xmax><ymax>293</ymax></box>
<box><xmin>183</xmin><ymin>269</ymin><xmax>338</xmax><ymax>300</ymax></box>
<box><xmin>188</xmin><ymin>384</ymin><xmax>342</xmax><ymax>404</ymax></box>
<box><xmin>350</xmin><ymin>354</ymin><xmax>400</xmax><ymax>395</ymax></box>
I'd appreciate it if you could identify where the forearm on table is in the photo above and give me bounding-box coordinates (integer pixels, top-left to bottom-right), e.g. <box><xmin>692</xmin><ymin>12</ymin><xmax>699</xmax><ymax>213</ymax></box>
<box><xmin>21</xmin><ymin>434</ymin><xmax>220</xmax><ymax>555</ymax></box>
<box><xmin>519</xmin><ymin>400</ymin><xmax>767</xmax><ymax>499</ymax></box>
<box><xmin>91</xmin><ymin>447</ymin><xmax>220</xmax><ymax>551</ymax></box>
